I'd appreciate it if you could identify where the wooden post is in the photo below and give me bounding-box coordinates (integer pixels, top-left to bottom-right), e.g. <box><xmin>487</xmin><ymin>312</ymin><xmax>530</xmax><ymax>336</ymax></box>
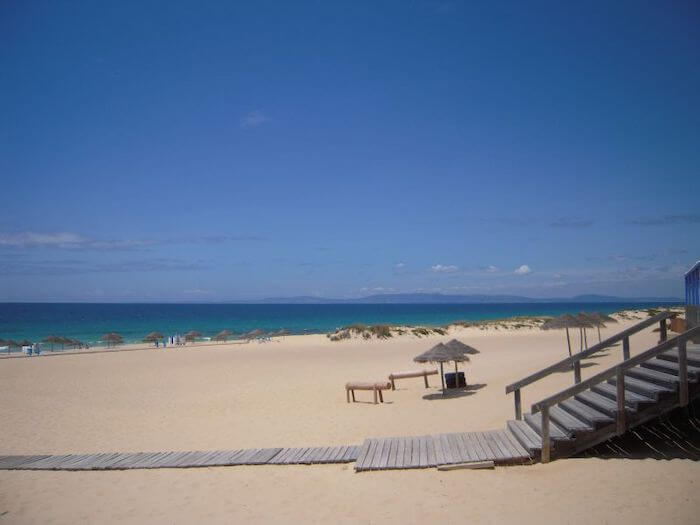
<box><xmin>659</xmin><ymin>320</ymin><xmax>667</xmax><ymax>342</ymax></box>
<box><xmin>679</xmin><ymin>340</ymin><xmax>688</xmax><ymax>407</ymax></box>
<box><xmin>616</xmin><ymin>367</ymin><xmax>625</xmax><ymax>435</ymax></box>
<box><xmin>378</xmin><ymin>390</ymin><xmax>384</xmax><ymax>403</ymax></box>
<box><xmin>390</xmin><ymin>377</ymin><xmax>395</xmax><ymax>390</ymax></box>
<box><xmin>373</xmin><ymin>387</ymin><xmax>378</xmax><ymax>405</ymax></box>
<box><xmin>514</xmin><ymin>389</ymin><xmax>522</xmax><ymax>421</ymax></box>
<box><xmin>623</xmin><ymin>336</ymin><xmax>630</xmax><ymax>360</ymax></box>
<box><xmin>574</xmin><ymin>361</ymin><xmax>581</xmax><ymax>384</ymax></box>
<box><xmin>423</xmin><ymin>373</ymin><xmax>429</xmax><ymax>388</ymax></box>
<box><xmin>541</xmin><ymin>406</ymin><xmax>550</xmax><ymax>463</ymax></box>
<box><xmin>346</xmin><ymin>388</ymin><xmax>350</xmax><ymax>403</ymax></box>
<box><xmin>440</xmin><ymin>362</ymin><xmax>445</xmax><ymax>392</ymax></box>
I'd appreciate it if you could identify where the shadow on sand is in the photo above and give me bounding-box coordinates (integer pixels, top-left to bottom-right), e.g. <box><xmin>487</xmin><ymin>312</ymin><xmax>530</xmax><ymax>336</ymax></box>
<box><xmin>422</xmin><ymin>383</ymin><xmax>487</xmax><ymax>401</ymax></box>
<box><xmin>575</xmin><ymin>402</ymin><xmax>700</xmax><ymax>461</ymax></box>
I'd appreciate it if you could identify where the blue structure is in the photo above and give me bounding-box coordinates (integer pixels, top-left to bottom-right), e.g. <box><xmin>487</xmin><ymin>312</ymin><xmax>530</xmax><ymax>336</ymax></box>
<box><xmin>686</xmin><ymin>260</ymin><xmax>700</xmax><ymax>332</ymax></box>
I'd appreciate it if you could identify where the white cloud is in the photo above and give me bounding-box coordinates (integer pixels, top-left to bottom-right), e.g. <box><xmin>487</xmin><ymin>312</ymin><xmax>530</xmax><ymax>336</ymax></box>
<box><xmin>394</xmin><ymin>262</ymin><xmax>406</xmax><ymax>268</ymax></box>
<box><xmin>240</xmin><ymin>110</ymin><xmax>269</xmax><ymax>129</ymax></box>
<box><xmin>430</xmin><ymin>264</ymin><xmax>458</xmax><ymax>273</ymax></box>
<box><xmin>485</xmin><ymin>265</ymin><xmax>499</xmax><ymax>273</ymax></box>
<box><xmin>514</xmin><ymin>264</ymin><xmax>532</xmax><ymax>275</ymax></box>
<box><xmin>0</xmin><ymin>232</ymin><xmax>88</xmax><ymax>247</ymax></box>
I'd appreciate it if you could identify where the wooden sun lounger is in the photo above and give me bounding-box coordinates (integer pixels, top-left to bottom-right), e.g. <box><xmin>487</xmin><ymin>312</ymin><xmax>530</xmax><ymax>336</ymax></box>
<box><xmin>388</xmin><ymin>369</ymin><xmax>438</xmax><ymax>390</ymax></box>
<box><xmin>345</xmin><ymin>381</ymin><xmax>391</xmax><ymax>404</ymax></box>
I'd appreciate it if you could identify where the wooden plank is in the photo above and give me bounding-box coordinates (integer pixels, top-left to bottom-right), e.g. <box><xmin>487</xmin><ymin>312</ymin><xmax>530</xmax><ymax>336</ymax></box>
<box><xmin>494</xmin><ymin>430</ymin><xmax>520</xmax><ymax>460</ymax></box>
<box><xmin>418</xmin><ymin>436</ymin><xmax>428</xmax><ymax>467</ymax></box>
<box><xmin>468</xmin><ymin>432</ymin><xmax>488</xmax><ymax>461</ymax></box>
<box><xmin>332</xmin><ymin>446</ymin><xmax>347</xmax><ymax>462</ymax></box>
<box><xmin>432</xmin><ymin>435</ymin><xmax>446</xmax><ymax>466</ymax></box>
<box><xmin>370</xmin><ymin>439</ymin><xmax>386</xmax><ymax>470</ymax></box>
<box><xmin>459</xmin><ymin>433</ymin><xmax>474</xmax><ymax>462</ymax></box>
<box><xmin>437</xmin><ymin>461</ymin><xmax>494</xmax><ymax>471</ymax></box>
<box><xmin>354</xmin><ymin>440</ymin><xmax>373</xmax><ymax>471</ymax></box>
<box><xmin>502</xmin><ymin>429</ymin><xmax>530</xmax><ymax>459</ymax></box>
<box><xmin>362</xmin><ymin>440</ymin><xmax>378</xmax><ymax>470</ymax></box>
<box><xmin>444</xmin><ymin>434</ymin><xmax>460</xmax><ymax>464</ymax></box>
<box><xmin>284</xmin><ymin>447</ymin><xmax>307</xmax><ymax>464</ymax></box>
<box><xmin>438</xmin><ymin>435</ymin><xmax>453</xmax><ymax>464</ymax></box>
<box><xmin>273</xmin><ymin>448</ymin><xmax>296</xmax><ymax>464</ymax></box>
<box><xmin>392</xmin><ymin>437</ymin><xmax>403</xmax><ymax>468</ymax></box>
<box><xmin>379</xmin><ymin>439</ymin><xmax>392</xmax><ymax>469</ymax></box>
<box><xmin>486</xmin><ymin>431</ymin><xmax>509</xmax><ymax>461</ymax></box>
<box><xmin>409</xmin><ymin>436</ymin><xmax>420</xmax><ymax>468</ymax></box>
<box><xmin>426</xmin><ymin>435</ymin><xmax>436</xmax><ymax>467</ymax></box>
<box><xmin>462</xmin><ymin>433</ymin><xmax>481</xmax><ymax>462</ymax></box>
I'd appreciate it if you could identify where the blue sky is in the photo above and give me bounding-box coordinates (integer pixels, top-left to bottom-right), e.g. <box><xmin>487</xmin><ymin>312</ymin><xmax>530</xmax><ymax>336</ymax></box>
<box><xmin>1</xmin><ymin>1</ymin><xmax>698</xmax><ymax>302</ymax></box>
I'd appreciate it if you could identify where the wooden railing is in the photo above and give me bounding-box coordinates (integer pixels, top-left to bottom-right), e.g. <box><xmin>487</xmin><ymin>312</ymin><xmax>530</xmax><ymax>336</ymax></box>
<box><xmin>530</xmin><ymin>325</ymin><xmax>700</xmax><ymax>463</ymax></box>
<box><xmin>505</xmin><ymin>311</ymin><xmax>676</xmax><ymax>421</ymax></box>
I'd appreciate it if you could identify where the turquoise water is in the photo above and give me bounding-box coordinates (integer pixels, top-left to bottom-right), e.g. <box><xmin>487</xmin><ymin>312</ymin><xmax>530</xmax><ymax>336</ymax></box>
<box><xmin>0</xmin><ymin>302</ymin><xmax>679</xmax><ymax>349</ymax></box>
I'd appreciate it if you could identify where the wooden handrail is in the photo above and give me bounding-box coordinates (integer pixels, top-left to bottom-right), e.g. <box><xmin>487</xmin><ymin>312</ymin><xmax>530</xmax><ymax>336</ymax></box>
<box><xmin>532</xmin><ymin>325</ymin><xmax>699</xmax><ymax>462</ymax></box>
<box><xmin>505</xmin><ymin>311</ymin><xmax>676</xmax><ymax>394</ymax></box>
<box><xmin>530</xmin><ymin>325</ymin><xmax>700</xmax><ymax>412</ymax></box>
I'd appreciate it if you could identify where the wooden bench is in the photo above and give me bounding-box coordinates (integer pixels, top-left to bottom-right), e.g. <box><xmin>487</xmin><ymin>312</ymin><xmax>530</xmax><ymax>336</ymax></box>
<box><xmin>388</xmin><ymin>369</ymin><xmax>438</xmax><ymax>390</ymax></box>
<box><xmin>345</xmin><ymin>381</ymin><xmax>391</xmax><ymax>404</ymax></box>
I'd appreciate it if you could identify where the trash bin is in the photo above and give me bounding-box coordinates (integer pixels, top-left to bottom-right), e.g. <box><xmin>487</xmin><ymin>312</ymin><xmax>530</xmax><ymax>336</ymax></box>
<box><xmin>444</xmin><ymin>372</ymin><xmax>466</xmax><ymax>388</ymax></box>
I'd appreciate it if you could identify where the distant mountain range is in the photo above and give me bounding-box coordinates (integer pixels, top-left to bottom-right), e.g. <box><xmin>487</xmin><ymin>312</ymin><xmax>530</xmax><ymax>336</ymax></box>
<box><xmin>249</xmin><ymin>293</ymin><xmax>682</xmax><ymax>304</ymax></box>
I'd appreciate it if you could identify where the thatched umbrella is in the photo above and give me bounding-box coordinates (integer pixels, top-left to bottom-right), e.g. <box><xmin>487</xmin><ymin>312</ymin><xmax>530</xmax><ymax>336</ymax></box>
<box><xmin>1</xmin><ymin>339</ymin><xmax>20</xmax><ymax>354</ymax></box>
<box><xmin>444</xmin><ymin>339</ymin><xmax>480</xmax><ymax>355</ymax></box>
<box><xmin>143</xmin><ymin>331</ymin><xmax>164</xmax><ymax>344</ymax></box>
<box><xmin>18</xmin><ymin>339</ymin><xmax>33</xmax><ymax>347</ymax></box>
<box><xmin>414</xmin><ymin>343</ymin><xmax>470</xmax><ymax>391</ymax></box>
<box><xmin>184</xmin><ymin>330</ymin><xmax>202</xmax><ymax>343</ymax></box>
<box><xmin>243</xmin><ymin>329</ymin><xmax>264</xmax><ymax>341</ymax></box>
<box><xmin>102</xmin><ymin>333</ymin><xmax>123</xmax><ymax>348</ymax></box>
<box><xmin>541</xmin><ymin>314</ymin><xmax>593</xmax><ymax>357</ymax></box>
<box><xmin>582</xmin><ymin>312</ymin><xmax>619</xmax><ymax>343</ymax></box>
<box><xmin>575</xmin><ymin>313</ymin><xmax>596</xmax><ymax>350</ymax></box>
<box><xmin>42</xmin><ymin>335</ymin><xmax>63</xmax><ymax>351</ymax></box>
<box><xmin>270</xmin><ymin>329</ymin><xmax>290</xmax><ymax>339</ymax></box>
<box><xmin>213</xmin><ymin>329</ymin><xmax>233</xmax><ymax>342</ymax></box>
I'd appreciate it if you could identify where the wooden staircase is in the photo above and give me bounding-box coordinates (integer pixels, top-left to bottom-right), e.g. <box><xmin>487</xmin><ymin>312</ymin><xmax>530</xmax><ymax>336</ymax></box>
<box><xmin>504</xmin><ymin>312</ymin><xmax>700</xmax><ymax>463</ymax></box>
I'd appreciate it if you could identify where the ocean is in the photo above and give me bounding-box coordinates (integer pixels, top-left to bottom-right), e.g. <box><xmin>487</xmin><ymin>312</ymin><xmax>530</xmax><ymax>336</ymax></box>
<box><xmin>0</xmin><ymin>302</ymin><xmax>680</xmax><ymax>348</ymax></box>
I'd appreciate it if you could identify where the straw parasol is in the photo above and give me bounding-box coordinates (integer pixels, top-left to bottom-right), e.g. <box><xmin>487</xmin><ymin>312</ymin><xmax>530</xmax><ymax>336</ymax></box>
<box><xmin>213</xmin><ymin>329</ymin><xmax>233</xmax><ymax>342</ymax></box>
<box><xmin>574</xmin><ymin>313</ymin><xmax>596</xmax><ymax>350</ymax></box>
<box><xmin>414</xmin><ymin>342</ymin><xmax>470</xmax><ymax>391</ymax></box>
<box><xmin>582</xmin><ymin>312</ymin><xmax>619</xmax><ymax>343</ymax></box>
<box><xmin>243</xmin><ymin>329</ymin><xmax>264</xmax><ymax>341</ymax></box>
<box><xmin>184</xmin><ymin>330</ymin><xmax>202</xmax><ymax>343</ymax></box>
<box><xmin>541</xmin><ymin>314</ymin><xmax>593</xmax><ymax>357</ymax></box>
<box><xmin>143</xmin><ymin>331</ymin><xmax>164</xmax><ymax>344</ymax></box>
<box><xmin>42</xmin><ymin>335</ymin><xmax>64</xmax><ymax>351</ymax></box>
<box><xmin>270</xmin><ymin>329</ymin><xmax>290</xmax><ymax>339</ymax></box>
<box><xmin>18</xmin><ymin>339</ymin><xmax>33</xmax><ymax>347</ymax></box>
<box><xmin>102</xmin><ymin>333</ymin><xmax>124</xmax><ymax>348</ymax></box>
<box><xmin>444</xmin><ymin>339</ymin><xmax>480</xmax><ymax>355</ymax></box>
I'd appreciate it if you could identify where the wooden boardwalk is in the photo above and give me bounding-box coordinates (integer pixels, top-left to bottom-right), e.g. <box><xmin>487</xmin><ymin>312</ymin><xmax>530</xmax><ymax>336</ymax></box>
<box><xmin>354</xmin><ymin>430</ymin><xmax>531</xmax><ymax>471</ymax></box>
<box><xmin>0</xmin><ymin>445</ymin><xmax>360</xmax><ymax>471</ymax></box>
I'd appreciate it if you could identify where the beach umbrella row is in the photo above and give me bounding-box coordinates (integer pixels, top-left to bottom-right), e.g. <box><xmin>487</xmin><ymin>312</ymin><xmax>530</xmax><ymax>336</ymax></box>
<box><xmin>541</xmin><ymin>312</ymin><xmax>620</xmax><ymax>358</ymax></box>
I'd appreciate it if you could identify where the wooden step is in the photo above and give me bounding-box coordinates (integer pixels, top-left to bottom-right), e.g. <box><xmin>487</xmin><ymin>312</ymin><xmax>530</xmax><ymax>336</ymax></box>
<box><xmin>575</xmin><ymin>390</ymin><xmax>627</xmax><ymax>418</ymax></box>
<box><xmin>507</xmin><ymin>420</ymin><xmax>543</xmax><ymax>453</ymax></box>
<box><xmin>640</xmin><ymin>358</ymin><xmax>700</xmax><ymax>380</ymax></box>
<box><xmin>658</xmin><ymin>349</ymin><xmax>700</xmax><ymax>368</ymax></box>
<box><xmin>524</xmin><ymin>412</ymin><xmax>572</xmax><ymax>441</ymax></box>
<box><xmin>607</xmin><ymin>375</ymin><xmax>673</xmax><ymax>400</ymax></box>
<box><xmin>549</xmin><ymin>405</ymin><xmax>595</xmax><ymax>435</ymax></box>
<box><xmin>625</xmin><ymin>367</ymin><xmax>679</xmax><ymax>390</ymax></box>
<box><xmin>559</xmin><ymin>398</ymin><xmax>614</xmax><ymax>428</ymax></box>
<box><xmin>591</xmin><ymin>382</ymin><xmax>654</xmax><ymax>408</ymax></box>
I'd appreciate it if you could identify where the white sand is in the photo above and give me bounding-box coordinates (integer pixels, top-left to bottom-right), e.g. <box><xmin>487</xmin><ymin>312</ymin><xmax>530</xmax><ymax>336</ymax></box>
<box><xmin>1</xmin><ymin>319</ymin><xmax>698</xmax><ymax>523</ymax></box>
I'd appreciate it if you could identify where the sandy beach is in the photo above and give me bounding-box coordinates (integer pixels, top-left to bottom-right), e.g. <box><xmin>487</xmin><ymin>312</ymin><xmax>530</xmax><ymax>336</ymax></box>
<box><xmin>1</xmin><ymin>315</ymin><xmax>698</xmax><ymax>523</ymax></box>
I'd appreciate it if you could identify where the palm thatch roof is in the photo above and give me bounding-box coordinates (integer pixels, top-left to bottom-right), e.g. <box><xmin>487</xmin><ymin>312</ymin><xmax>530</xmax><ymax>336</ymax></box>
<box><xmin>584</xmin><ymin>312</ymin><xmax>618</xmax><ymax>325</ymax></box>
<box><xmin>444</xmin><ymin>339</ymin><xmax>479</xmax><ymax>355</ymax></box>
<box><xmin>414</xmin><ymin>343</ymin><xmax>471</xmax><ymax>364</ymax></box>
<box><xmin>243</xmin><ymin>329</ymin><xmax>264</xmax><ymax>340</ymax></box>
<box><xmin>102</xmin><ymin>333</ymin><xmax>124</xmax><ymax>347</ymax></box>
<box><xmin>143</xmin><ymin>331</ymin><xmax>164</xmax><ymax>342</ymax></box>
<box><xmin>541</xmin><ymin>313</ymin><xmax>593</xmax><ymax>330</ymax></box>
<box><xmin>213</xmin><ymin>330</ymin><xmax>233</xmax><ymax>342</ymax></box>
